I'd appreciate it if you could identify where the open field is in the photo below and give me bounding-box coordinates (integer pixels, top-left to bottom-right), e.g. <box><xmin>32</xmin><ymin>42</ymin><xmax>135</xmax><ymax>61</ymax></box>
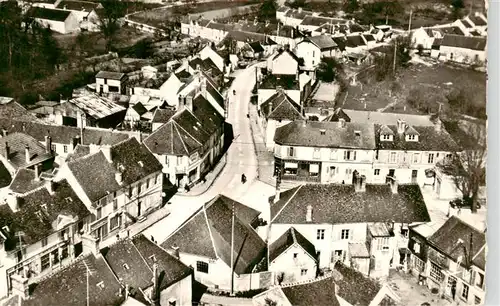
<box><xmin>338</xmin><ymin>62</ymin><xmax>486</xmax><ymax>118</ymax></box>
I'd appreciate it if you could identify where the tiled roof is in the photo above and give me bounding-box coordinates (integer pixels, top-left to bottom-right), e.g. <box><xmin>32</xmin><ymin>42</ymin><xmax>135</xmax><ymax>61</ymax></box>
<box><xmin>110</xmin><ymin>137</ymin><xmax>162</xmax><ymax>186</ymax></box>
<box><xmin>28</xmin><ymin>7</ymin><xmax>71</xmax><ymax>22</ymax></box>
<box><xmin>192</xmin><ymin>95</ymin><xmax>224</xmax><ymax>135</ymax></box>
<box><xmin>143</xmin><ymin>120</ymin><xmax>201</xmax><ymax>156</ymax></box>
<box><xmin>346</xmin><ymin>34</ymin><xmax>366</xmax><ymax>47</ymax></box>
<box><xmin>0</xmin><ymin>101</ymin><xmax>38</xmax><ymax>123</ymax></box>
<box><xmin>66</xmin><ymin>144</ymin><xmax>90</xmax><ymax>162</ymax></box>
<box><xmin>56</xmin><ymin>0</ymin><xmax>99</xmax><ymax>12</ymax></box>
<box><xmin>269</xmin><ymin>227</ymin><xmax>316</xmax><ymax>262</ymax></box>
<box><xmin>206</xmin><ymin>81</ymin><xmax>225</xmax><ymax>108</ymax></box>
<box><xmin>441</xmin><ymin>34</ymin><xmax>486</xmax><ymax>50</ymax></box>
<box><xmin>333</xmin><ymin>262</ymin><xmax>382</xmax><ymax>306</ymax></box>
<box><xmin>175</xmin><ymin>70</ymin><xmax>191</xmax><ymax>79</ymax></box>
<box><xmin>274</xmin><ymin>121</ymin><xmax>376</xmax><ymax>149</ymax></box>
<box><xmin>96</xmin><ymin>71</ymin><xmax>126</xmax><ymax>80</ymax></box>
<box><xmin>162</xmin><ymin>195</ymin><xmax>266</xmax><ymax>275</ymax></box>
<box><xmin>281</xmin><ymin>276</ymin><xmax>340</xmax><ymax>306</ymax></box>
<box><xmin>271</xmin><ymin>184</ymin><xmax>430</xmax><ymax>224</ymax></box>
<box><xmin>8</xmin><ymin>169</ymin><xmax>46</xmax><ymax>194</ymax></box>
<box><xmin>67</xmin><ymin>151</ymin><xmax>121</xmax><ymax>203</ymax></box>
<box><xmin>226</xmin><ymin>31</ymin><xmax>277</xmax><ymax>45</ymax></box>
<box><xmin>131</xmin><ymin>103</ymin><xmax>148</xmax><ymax>116</ymax></box>
<box><xmin>428</xmin><ymin>216</ymin><xmax>486</xmax><ymax>270</ymax></box>
<box><xmin>300</xmin><ymin>16</ymin><xmax>342</xmax><ymax>27</ymax></box>
<box><xmin>259</xmin><ymin>75</ymin><xmax>299</xmax><ymax>90</ymax></box>
<box><xmin>332</xmin><ymin>36</ymin><xmax>347</xmax><ymax>51</ymax></box>
<box><xmin>342</xmin><ymin>109</ymin><xmax>436</xmax><ymax>126</ymax></box>
<box><xmin>271</xmin><ymin>49</ymin><xmax>302</xmax><ymax>64</ymax></box>
<box><xmin>67</xmin><ymin>94</ymin><xmax>126</xmax><ymax>120</ymax></box>
<box><xmin>259</xmin><ymin>91</ymin><xmax>304</xmax><ymax>121</ymax></box>
<box><xmin>248</xmin><ymin>41</ymin><xmax>264</xmax><ymax>53</ymax></box>
<box><xmin>21</xmin><ymin>255</ymin><xmax>123</xmax><ymax>306</ymax></box>
<box><xmin>461</xmin><ymin>18</ymin><xmax>474</xmax><ymax>28</ymax></box>
<box><xmin>0</xmin><ymin>132</ymin><xmax>53</xmax><ymax>169</ymax></box>
<box><xmin>277</xmin><ymin>6</ymin><xmax>289</xmax><ymax>12</ymax></box>
<box><xmin>304</xmin><ymin>35</ymin><xmax>338</xmax><ymax>51</ymax></box>
<box><xmin>348</xmin><ymin>242</ymin><xmax>370</xmax><ymax>258</ymax></box>
<box><xmin>0</xmin><ymin>179</ymin><xmax>90</xmax><ymax>247</ymax></box>
<box><xmin>152</xmin><ymin>108</ymin><xmax>176</xmax><ymax>124</ymax></box>
<box><xmin>469</xmin><ymin>15</ymin><xmax>486</xmax><ymax>26</ymax></box>
<box><xmin>285</xmin><ymin>8</ymin><xmax>313</xmax><ymax>19</ymax></box>
<box><xmin>363</xmin><ymin>34</ymin><xmax>375</xmax><ymax>42</ymax></box>
<box><xmin>374</xmin><ymin>124</ymin><xmax>460</xmax><ymax>152</ymax></box>
<box><xmin>439</xmin><ymin>26</ymin><xmax>466</xmax><ymax>35</ymax></box>
<box><xmin>174</xmin><ymin>109</ymin><xmax>211</xmax><ymax>144</ymax></box>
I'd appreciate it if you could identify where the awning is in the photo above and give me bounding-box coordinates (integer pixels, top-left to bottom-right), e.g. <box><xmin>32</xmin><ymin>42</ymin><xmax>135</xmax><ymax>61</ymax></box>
<box><xmin>284</xmin><ymin>162</ymin><xmax>298</xmax><ymax>168</ymax></box>
<box><xmin>309</xmin><ymin>164</ymin><xmax>319</xmax><ymax>173</ymax></box>
<box><xmin>399</xmin><ymin>247</ymin><xmax>412</xmax><ymax>255</ymax></box>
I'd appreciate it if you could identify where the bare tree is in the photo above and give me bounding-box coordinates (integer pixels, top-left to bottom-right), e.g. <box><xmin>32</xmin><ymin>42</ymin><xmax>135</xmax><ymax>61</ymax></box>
<box><xmin>98</xmin><ymin>0</ymin><xmax>126</xmax><ymax>51</ymax></box>
<box><xmin>439</xmin><ymin>121</ymin><xmax>486</xmax><ymax>213</ymax></box>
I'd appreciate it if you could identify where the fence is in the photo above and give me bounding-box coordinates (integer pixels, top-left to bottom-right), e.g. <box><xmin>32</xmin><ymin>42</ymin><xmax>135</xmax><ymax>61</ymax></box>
<box><xmin>234</xmin><ymin>271</ymin><xmax>275</xmax><ymax>292</ymax></box>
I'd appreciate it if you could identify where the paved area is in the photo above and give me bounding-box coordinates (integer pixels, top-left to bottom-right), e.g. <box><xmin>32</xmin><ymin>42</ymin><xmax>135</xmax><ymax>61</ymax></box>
<box><xmin>199</xmin><ymin>294</ymin><xmax>253</xmax><ymax>306</ymax></box>
<box><xmin>388</xmin><ymin>270</ymin><xmax>452</xmax><ymax>306</ymax></box>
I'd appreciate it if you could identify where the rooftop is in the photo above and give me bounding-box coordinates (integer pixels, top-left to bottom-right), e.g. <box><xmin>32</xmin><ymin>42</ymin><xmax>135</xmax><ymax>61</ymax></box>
<box><xmin>67</xmin><ymin>94</ymin><xmax>126</xmax><ymax>120</ymax></box>
<box><xmin>260</xmin><ymin>91</ymin><xmax>304</xmax><ymax>121</ymax></box>
<box><xmin>340</xmin><ymin>109</ymin><xmax>436</xmax><ymax>126</ymax></box>
<box><xmin>274</xmin><ymin>120</ymin><xmax>376</xmax><ymax>149</ymax></box>
<box><xmin>302</xmin><ymin>35</ymin><xmax>338</xmax><ymax>51</ymax></box>
<box><xmin>333</xmin><ymin>262</ymin><xmax>383</xmax><ymax>306</ymax></box>
<box><xmin>162</xmin><ymin>195</ymin><xmax>265</xmax><ymax>275</ymax></box>
<box><xmin>270</xmin><ymin>183</ymin><xmax>430</xmax><ymax>224</ymax></box>
<box><xmin>56</xmin><ymin>0</ymin><xmax>100</xmax><ymax>12</ymax></box>
<box><xmin>0</xmin><ymin>132</ymin><xmax>54</xmax><ymax>169</ymax></box>
<box><xmin>28</xmin><ymin>7</ymin><xmax>72</xmax><ymax>22</ymax></box>
<box><xmin>260</xmin><ymin>75</ymin><xmax>299</xmax><ymax>90</ymax></box>
<box><xmin>96</xmin><ymin>71</ymin><xmax>126</xmax><ymax>80</ymax></box>
<box><xmin>151</xmin><ymin>108</ymin><xmax>176</xmax><ymax>124</ymax></box>
<box><xmin>269</xmin><ymin>227</ymin><xmax>316</xmax><ymax>262</ymax></box>
<box><xmin>441</xmin><ymin>34</ymin><xmax>486</xmax><ymax>51</ymax></box>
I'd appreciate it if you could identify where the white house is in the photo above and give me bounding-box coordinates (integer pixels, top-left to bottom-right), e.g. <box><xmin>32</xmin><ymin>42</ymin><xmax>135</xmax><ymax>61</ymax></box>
<box><xmin>439</xmin><ymin>34</ymin><xmax>487</xmax><ymax>65</ymax></box>
<box><xmin>411</xmin><ymin>27</ymin><xmax>444</xmax><ymax>50</ymax></box>
<box><xmin>267</xmin><ymin>49</ymin><xmax>301</xmax><ymax>76</ymax></box>
<box><xmin>295</xmin><ymin>35</ymin><xmax>339</xmax><ymax>69</ymax></box>
<box><xmin>96</xmin><ymin>71</ymin><xmax>128</xmax><ymax>95</ymax></box>
<box><xmin>199</xmin><ymin>44</ymin><xmax>225</xmax><ymax>73</ymax></box>
<box><xmin>258</xmin><ymin>74</ymin><xmax>301</xmax><ymax>107</ymax></box>
<box><xmin>268</xmin><ymin>227</ymin><xmax>318</xmax><ymax>284</ymax></box>
<box><xmin>55</xmin><ymin>0</ymin><xmax>101</xmax><ymax>31</ymax></box>
<box><xmin>28</xmin><ymin>6</ymin><xmax>80</xmax><ymax>34</ymax></box>
<box><xmin>161</xmin><ymin>195</ymin><xmax>266</xmax><ymax>291</ymax></box>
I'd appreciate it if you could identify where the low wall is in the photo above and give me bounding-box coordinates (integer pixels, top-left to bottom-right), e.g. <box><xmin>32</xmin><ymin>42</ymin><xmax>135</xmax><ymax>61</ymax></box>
<box><xmin>234</xmin><ymin>271</ymin><xmax>275</xmax><ymax>292</ymax></box>
<box><xmin>188</xmin><ymin>4</ymin><xmax>259</xmax><ymax>20</ymax></box>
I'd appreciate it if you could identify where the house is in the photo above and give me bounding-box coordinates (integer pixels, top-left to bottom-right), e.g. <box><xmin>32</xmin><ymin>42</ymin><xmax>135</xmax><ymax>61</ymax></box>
<box><xmin>56</xmin><ymin>137</ymin><xmax>164</xmax><ymax>242</ymax></box>
<box><xmin>123</xmin><ymin>102</ymin><xmax>150</xmax><ymax>131</ymax></box>
<box><xmin>223</xmin><ymin>31</ymin><xmax>278</xmax><ymax>55</ymax></box>
<box><xmin>273</xmin><ymin>120</ymin><xmax>375</xmax><ymax>184</ymax></box>
<box><xmin>101</xmin><ymin>235</ymin><xmax>193</xmax><ymax>306</ymax></box>
<box><xmin>55</xmin><ymin>0</ymin><xmax>101</xmax><ymax>31</ymax></box>
<box><xmin>464</xmin><ymin>12</ymin><xmax>487</xmax><ymax>35</ymax></box>
<box><xmin>295</xmin><ymin>35</ymin><xmax>339</xmax><ymax>70</ymax></box>
<box><xmin>0</xmin><ymin>179</ymin><xmax>91</xmax><ymax>298</ymax></box>
<box><xmin>258</xmin><ymin>74</ymin><xmax>301</xmax><ymax>108</ymax></box>
<box><xmin>268</xmin><ymin>227</ymin><xmax>318</xmax><ymax>283</ymax></box>
<box><xmin>409</xmin><ymin>217</ymin><xmax>486</xmax><ymax>305</ymax></box>
<box><xmin>439</xmin><ymin>34</ymin><xmax>487</xmax><ymax>65</ymax></box>
<box><xmin>55</xmin><ymin>94</ymin><xmax>126</xmax><ymax>129</ymax></box>
<box><xmin>161</xmin><ymin>195</ymin><xmax>266</xmax><ymax>291</ymax></box>
<box><xmin>198</xmin><ymin>44</ymin><xmax>226</xmax><ymax>74</ymax></box>
<box><xmin>269</xmin><ymin>179</ymin><xmax>431</xmax><ymax>279</ymax></box>
<box><xmin>333</xmin><ymin>262</ymin><xmax>400</xmax><ymax>306</ymax></box>
<box><xmin>259</xmin><ymin>91</ymin><xmax>305</xmax><ymax>150</ymax></box>
<box><xmin>267</xmin><ymin>49</ymin><xmax>302</xmax><ymax>76</ymax></box>
<box><xmin>28</xmin><ymin>7</ymin><xmax>80</xmax><ymax>34</ymax></box>
<box><xmin>96</xmin><ymin>71</ymin><xmax>128</xmax><ymax>95</ymax></box>
<box><xmin>151</xmin><ymin>107</ymin><xmax>176</xmax><ymax>132</ymax></box>
<box><xmin>276</xmin><ymin>6</ymin><xmax>290</xmax><ymax>22</ymax></box>
<box><xmin>345</xmin><ymin>34</ymin><xmax>368</xmax><ymax>54</ymax></box>
<box><xmin>143</xmin><ymin>95</ymin><xmax>224</xmax><ymax>189</ymax></box>
<box><xmin>1</xmin><ymin>253</ymin><xmax>124</xmax><ymax>306</ymax></box>
<box><xmin>241</xmin><ymin>41</ymin><xmax>265</xmax><ymax>59</ymax></box>
<box><xmin>252</xmin><ymin>275</ymin><xmax>340</xmax><ymax>306</ymax></box>
<box><xmin>280</xmin><ymin>8</ymin><xmax>315</xmax><ymax>27</ymax></box>
<box><xmin>298</xmin><ymin>16</ymin><xmax>348</xmax><ymax>32</ymax></box>
<box><xmin>0</xmin><ymin>132</ymin><xmax>55</xmax><ymax>177</ymax></box>
<box><xmin>411</xmin><ymin>27</ymin><xmax>444</xmax><ymax>50</ymax></box>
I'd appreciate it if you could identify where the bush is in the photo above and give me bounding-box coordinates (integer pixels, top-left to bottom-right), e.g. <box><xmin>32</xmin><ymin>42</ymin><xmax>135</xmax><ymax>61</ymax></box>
<box><xmin>19</xmin><ymin>91</ymin><xmax>38</xmax><ymax>105</ymax></box>
<box><xmin>234</xmin><ymin>288</ymin><xmax>266</xmax><ymax>298</ymax></box>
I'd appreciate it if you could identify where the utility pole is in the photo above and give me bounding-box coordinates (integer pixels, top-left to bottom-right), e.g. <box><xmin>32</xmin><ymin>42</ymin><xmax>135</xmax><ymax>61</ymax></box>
<box><xmin>83</xmin><ymin>260</ymin><xmax>90</xmax><ymax>306</ymax></box>
<box><xmin>230</xmin><ymin>202</ymin><xmax>235</xmax><ymax>296</ymax></box>
<box><xmin>408</xmin><ymin>10</ymin><xmax>413</xmax><ymax>33</ymax></box>
<box><xmin>392</xmin><ymin>40</ymin><xmax>397</xmax><ymax>75</ymax></box>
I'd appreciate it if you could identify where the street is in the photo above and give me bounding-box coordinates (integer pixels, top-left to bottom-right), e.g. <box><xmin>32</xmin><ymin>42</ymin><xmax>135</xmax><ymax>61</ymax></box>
<box><xmin>144</xmin><ymin>64</ymin><xmax>273</xmax><ymax>244</ymax></box>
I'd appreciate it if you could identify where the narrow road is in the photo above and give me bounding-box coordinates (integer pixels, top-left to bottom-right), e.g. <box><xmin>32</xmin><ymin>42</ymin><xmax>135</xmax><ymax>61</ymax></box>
<box><xmin>144</xmin><ymin>64</ymin><xmax>263</xmax><ymax>243</ymax></box>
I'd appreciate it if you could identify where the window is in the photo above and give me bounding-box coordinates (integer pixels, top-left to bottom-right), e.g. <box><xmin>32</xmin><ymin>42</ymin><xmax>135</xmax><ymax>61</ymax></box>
<box><xmin>430</xmin><ymin>263</ymin><xmax>444</xmax><ymax>282</ymax></box>
<box><xmin>334</xmin><ymin>250</ymin><xmax>342</xmax><ymax>260</ymax></box>
<box><xmin>293</xmin><ymin>253</ymin><xmax>298</xmax><ymax>259</ymax></box>
<box><xmin>313</xmin><ymin>148</ymin><xmax>320</xmax><ymax>159</ymax></box>
<box><xmin>168</xmin><ymin>299</ymin><xmax>177</xmax><ymax>306</ymax></box>
<box><xmin>51</xmin><ymin>249</ymin><xmax>59</xmax><ymax>265</ymax></box>
<box><xmin>165</xmin><ymin>156</ymin><xmax>169</xmax><ymax>166</ymax></box>
<box><xmin>341</xmin><ymin>229</ymin><xmax>350</xmax><ymax>240</ymax></box>
<box><xmin>382</xmin><ymin>134</ymin><xmax>391</xmax><ymax>141</ymax></box>
<box><xmin>63</xmin><ymin>145</ymin><xmax>68</xmax><ymax>153</ymax></box>
<box><xmin>390</xmin><ymin>152</ymin><xmax>397</xmax><ymax>163</ymax></box>
<box><xmin>401</xmin><ymin>228</ymin><xmax>409</xmax><ymax>238</ymax></box>
<box><xmin>413</xmin><ymin>256</ymin><xmax>425</xmax><ymax>272</ymax></box>
<box><xmin>317</xmin><ymin>229</ymin><xmax>325</xmax><ymax>240</ymax></box>
<box><xmin>196</xmin><ymin>261</ymin><xmax>209</xmax><ymax>273</ymax></box>
<box><xmin>100</xmin><ymin>198</ymin><xmax>106</xmax><ymax>207</ymax></box>
<box><xmin>462</xmin><ymin>283</ymin><xmax>469</xmax><ymax>300</ymax></box>
<box><xmin>83</xmin><ymin>16</ymin><xmax>87</xmax><ymax>21</ymax></box>
<box><xmin>96</xmin><ymin>207</ymin><xmax>102</xmax><ymax>220</ymax></box>
<box><xmin>137</xmin><ymin>184</ymin><xmax>142</xmax><ymax>195</ymax></box>
<box><xmin>344</xmin><ymin>150</ymin><xmax>356</xmax><ymax>161</ymax></box>
<box><xmin>51</xmin><ymin>144</ymin><xmax>56</xmax><ymax>152</ymax></box>
<box><xmin>475</xmin><ymin>296</ymin><xmax>481</xmax><ymax>305</ymax></box>
<box><xmin>475</xmin><ymin>272</ymin><xmax>484</xmax><ymax>288</ymax></box>
<box><xmin>413</xmin><ymin>241</ymin><xmax>421</xmax><ymax>253</ymax></box>
<box><xmin>146</xmin><ymin>178</ymin><xmax>150</xmax><ymax>189</ymax></box>
<box><xmin>113</xmin><ymin>199</ymin><xmax>118</xmax><ymax>211</ymax></box>
<box><xmin>288</xmin><ymin>147</ymin><xmax>295</xmax><ymax>157</ymax></box>
<box><xmin>309</xmin><ymin>164</ymin><xmax>319</xmax><ymax>177</ymax></box>
<box><xmin>330</xmin><ymin>149</ymin><xmax>337</xmax><ymax>160</ymax></box>
<box><xmin>60</xmin><ymin>245</ymin><xmax>69</xmax><ymax>260</ymax></box>
<box><xmin>374</xmin><ymin>169</ymin><xmax>380</xmax><ymax>176</ymax></box>
<box><xmin>176</xmin><ymin>156</ymin><xmax>182</xmax><ymax>165</ymax></box>
<box><xmin>412</xmin><ymin>153</ymin><xmax>420</xmax><ymax>164</ymax></box>
<box><xmin>41</xmin><ymin>254</ymin><xmax>50</xmax><ymax>271</ymax></box>
<box><xmin>123</xmin><ymin>263</ymin><xmax>130</xmax><ymax>270</ymax></box>
<box><xmin>301</xmin><ymin>269</ymin><xmax>308</xmax><ymax>276</ymax></box>
<box><xmin>149</xmin><ymin>255</ymin><xmax>156</xmax><ymax>263</ymax></box>
<box><xmin>377</xmin><ymin>237</ymin><xmax>390</xmax><ymax>251</ymax></box>
<box><xmin>110</xmin><ymin>214</ymin><xmax>120</xmax><ymax>230</ymax></box>
<box><xmin>428</xmin><ymin>153</ymin><xmax>435</xmax><ymax>163</ymax></box>
<box><xmin>128</xmin><ymin>187</ymin><xmax>132</xmax><ymax>198</ymax></box>
<box><xmin>407</xmin><ymin>135</ymin><xmax>416</xmax><ymax>141</ymax></box>
<box><xmin>41</xmin><ymin>238</ymin><xmax>48</xmax><ymax>247</ymax></box>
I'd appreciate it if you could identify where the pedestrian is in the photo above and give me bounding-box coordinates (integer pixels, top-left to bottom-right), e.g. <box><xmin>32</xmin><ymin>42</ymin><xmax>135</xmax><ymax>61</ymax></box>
<box><xmin>151</xmin><ymin>235</ymin><xmax>155</xmax><ymax>243</ymax></box>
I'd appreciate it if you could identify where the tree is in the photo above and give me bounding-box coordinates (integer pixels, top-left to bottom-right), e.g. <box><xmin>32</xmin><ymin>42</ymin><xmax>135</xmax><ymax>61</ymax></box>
<box><xmin>317</xmin><ymin>57</ymin><xmax>344</xmax><ymax>83</ymax></box>
<box><xmin>372</xmin><ymin>36</ymin><xmax>411</xmax><ymax>81</ymax></box>
<box><xmin>439</xmin><ymin>121</ymin><xmax>486</xmax><ymax>213</ymax></box>
<box><xmin>381</xmin><ymin>1</ymin><xmax>403</xmax><ymax>24</ymax></box>
<box><xmin>451</xmin><ymin>0</ymin><xmax>464</xmax><ymax>9</ymax></box>
<box><xmin>343</xmin><ymin>0</ymin><xmax>359</xmax><ymax>14</ymax></box>
<box><xmin>98</xmin><ymin>0</ymin><xmax>126</xmax><ymax>51</ymax></box>
<box><xmin>258</xmin><ymin>0</ymin><xmax>277</xmax><ymax>22</ymax></box>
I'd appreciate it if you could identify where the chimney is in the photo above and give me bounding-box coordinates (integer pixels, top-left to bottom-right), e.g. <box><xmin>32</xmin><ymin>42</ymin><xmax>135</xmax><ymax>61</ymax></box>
<box><xmin>7</xmin><ymin>194</ymin><xmax>20</xmax><ymax>212</ymax></box>
<box><xmin>196</xmin><ymin>64</ymin><xmax>201</xmax><ymax>72</ymax></box>
<box><xmin>396</xmin><ymin>119</ymin><xmax>406</xmax><ymax>134</ymax></box>
<box><xmin>201</xmin><ymin>79</ymin><xmax>207</xmax><ymax>99</ymax></box>
<box><xmin>306</xmin><ymin>205</ymin><xmax>313</xmax><ymax>222</ymax></box>
<box><xmin>34</xmin><ymin>163</ymin><xmax>41</xmax><ymax>181</ymax></box>
<box><xmin>186</xmin><ymin>95</ymin><xmax>193</xmax><ymax>112</ymax></box>
<box><xmin>178</xmin><ymin>96</ymin><xmax>184</xmax><ymax>111</ymax></box>
<box><xmin>298</xmin><ymin>7</ymin><xmax>302</xmax><ymax>13</ymax></box>
<box><xmin>170</xmin><ymin>245</ymin><xmax>180</xmax><ymax>259</ymax></box>
<box><xmin>45</xmin><ymin>136</ymin><xmax>52</xmax><ymax>153</ymax></box>
<box><xmin>25</xmin><ymin>145</ymin><xmax>30</xmax><ymax>164</ymax></box>
<box><xmin>435</xmin><ymin>119</ymin><xmax>442</xmax><ymax>132</ymax></box>
<box><xmin>254</xmin><ymin>16</ymin><xmax>258</xmax><ymax>26</ymax></box>
<box><xmin>389</xmin><ymin>177</ymin><xmax>398</xmax><ymax>194</ymax></box>
<box><xmin>11</xmin><ymin>274</ymin><xmax>29</xmax><ymax>300</ymax></box>
<box><xmin>150</xmin><ymin>263</ymin><xmax>159</xmax><ymax>302</ymax></box>
<box><xmin>273</xmin><ymin>186</ymin><xmax>280</xmax><ymax>203</ymax></box>
<box><xmin>3</xmin><ymin>142</ymin><xmax>10</xmax><ymax>160</ymax></box>
<box><xmin>360</xmin><ymin>175</ymin><xmax>366</xmax><ymax>192</ymax></box>
<box><xmin>46</xmin><ymin>180</ymin><xmax>55</xmax><ymax>195</ymax></box>
<box><xmin>338</xmin><ymin>118</ymin><xmax>346</xmax><ymax>128</ymax></box>
<box><xmin>115</xmin><ymin>171</ymin><xmax>123</xmax><ymax>185</ymax></box>
<box><xmin>2</xmin><ymin>129</ymin><xmax>7</xmax><ymax>137</ymax></box>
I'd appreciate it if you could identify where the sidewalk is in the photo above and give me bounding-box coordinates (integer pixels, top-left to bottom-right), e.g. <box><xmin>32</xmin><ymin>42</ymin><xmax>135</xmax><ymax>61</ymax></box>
<box><xmin>176</xmin><ymin>153</ymin><xmax>228</xmax><ymax>197</ymax></box>
<box><xmin>200</xmin><ymin>293</ymin><xmax>253</xmax><ymax>306</ymax></box>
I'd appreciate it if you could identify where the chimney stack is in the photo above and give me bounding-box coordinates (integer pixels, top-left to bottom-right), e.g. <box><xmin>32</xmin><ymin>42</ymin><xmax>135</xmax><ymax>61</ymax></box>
<box><xmin>3</xmin><ymin>142</ymin><xmax>10</xmax><ymax>160</ymax></box>
<box><xmin>200</xmin><ymin>79</ymin><xmax>207</xmax><ymax>99</ymax></box>
<box><xmin>435</xmin><ymin>119</ymin><xmax>442</xmax><ymax>132</ymax></box>
<box><xmin>338</xmin><ymin>118</ymin><xmax>346</xmax><ymax>128</ymax></box>
<box><xmin>273</xmin><ymin>186</ymin><xmax>281</xmax><ymax>203</ymax></box>
<box><xmin>46</xmin><ymin>180</ymin><xmax>55</xmax><ymax>194</ymax></box>
<box><xmin>186</xmin><ymin>95</ymin><xmax>193</xmax><ymax>112</ymax></box>
<box><xmin>170</xmin><ymin>245</ymin><xmax>180</xmax><ymax>259</ymax></box>
<box><xmin>150</xmin><ymin>262</ymin><xmax>159</xmax><ymax>302</ymax></box>
<box><xmin>306</xmin><ymin>205</ymin><xmax>313</xmax><ymax>222</ymax></box>
<box><xmin>2</xmin><ymin>129</ymin><xmax>7</xmax><ymax>137</ymax></box>
<box><xmin>178</xmin><ymin>96</ymin><xmax>184</xmax><ymax>111</ymax></box>
<box><xmin>389</xmin><ymin>177</ymin><xmax>398</xmax><ymax>194</ymax></box>
<box><xmin>115</xmin><ymin>171</ymin><xmax>123</xmax><ymax>185</ymax></box>
<box><xmin>25</xmin><ymin>146</ymin><xmax>30</xmax><ymax>164</ymax></box>
<box><xmin>397</xmin><ymin>119</ymin><xmax>406</xmax><ymax>134</ymax></box>
<box><xmin>34</xmin><ymin>163</ymin><xmax>41</xmax><ymax>181</ymax></box>
<box><xmin>11</xmin><ymin>274</ymin><xmax>29</xmax><ymax>300</ymax></box>
<box><xmin>45</xmin><ymin>136</ymin><xmax>52</xmax><ymax>153</ymax></box>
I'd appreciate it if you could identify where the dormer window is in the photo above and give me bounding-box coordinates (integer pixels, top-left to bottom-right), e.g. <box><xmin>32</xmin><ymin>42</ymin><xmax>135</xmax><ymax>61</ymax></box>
<box><xmin>123</xmin><ymin>263</ymin><xmax>130</xmax><ymax>270</ymax></box>
<box><xmin>320</xmin><ymin>129</ymin><xmax>326</xmax><ymax>135</ymax></box>
<box><xmin>96</xmin><ymin>281</ymin><xmax>105</xmax><ymax>289</ymax></box>
<box><xmin>354</xmin><ymin>130</ymin><xmax>361</xmax><ymax>137</ymax></box>
<box><xmin>381</xmin><ymin>134</ymin><xmax>393</xmax><ymax>141</ymax></box>
<box><xmin>406</xmin><ymin>134</ymin><xmax>418</xmax><ymax>142</ymax></box>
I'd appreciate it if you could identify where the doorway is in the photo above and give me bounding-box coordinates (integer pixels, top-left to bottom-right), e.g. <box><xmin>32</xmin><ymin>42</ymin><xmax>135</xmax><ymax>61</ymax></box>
<box><xmin>388</xmin><ymin>169</ymin><xmax>395</xmax><ymax>177</ymax></box>
<box><xmin>412</xmin><ymin>170</ymin><xmax>418</xmax><ymax>184</ymax></box>
<box><xmin>137</xmin><ymin>201</ymin><xmax>142</xmax><ymax>217</ymax></box>
<box><xmin>74</xmin><ymin>242</ymin><xmax>83</xmax><ymax>257</ymax></box>
<box><xmin>446</xmin><ymin>276</ymin><xmax>457</xmax><ymax>299</ymax></box>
